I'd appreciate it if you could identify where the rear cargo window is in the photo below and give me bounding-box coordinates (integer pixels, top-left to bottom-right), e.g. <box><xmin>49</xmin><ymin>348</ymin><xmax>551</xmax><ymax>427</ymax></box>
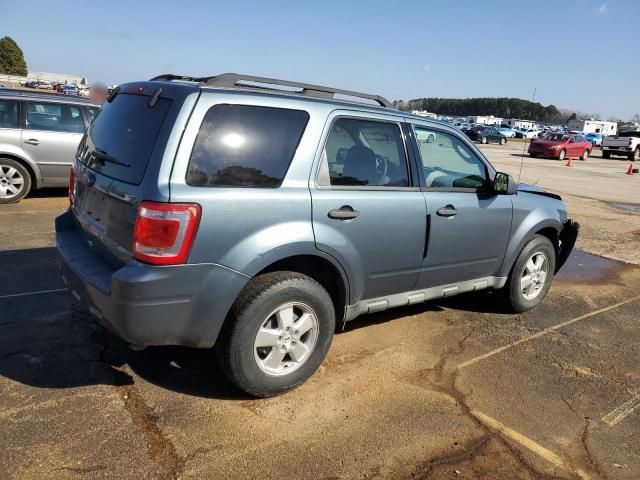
<box><xmin>80</xmin><ymin>93</ymin><xmax>172</xmax><ymax>184</ymax></box>
<box><xmin>186</xmin><ymin>104</ymin><xmax>309</xmax><ymax>187</ymax></box>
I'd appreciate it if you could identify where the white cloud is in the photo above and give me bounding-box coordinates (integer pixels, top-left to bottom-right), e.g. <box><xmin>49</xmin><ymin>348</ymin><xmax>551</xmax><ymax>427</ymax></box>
<box><xmin>597</xmin><ymin>3</ymin><xmax>608</xmax><ymax>13</ymax></box>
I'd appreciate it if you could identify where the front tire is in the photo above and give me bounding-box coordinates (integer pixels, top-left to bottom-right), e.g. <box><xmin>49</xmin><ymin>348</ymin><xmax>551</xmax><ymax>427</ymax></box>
<box><xmin>581</xmin><ymin>149</ymin><xmax>589</xmax><ymax>161</ymax></box>
<box><xmin>481</xmin><ymin>137</ymin><xmax>487</xmax><ymax>144</ymax></box>
<box><xmin>216</xmin><ymin>272</ymin><xmax>335</xmax><ymax>397</ymax></box>
<box><xmin>0</xmin><ymin>158</ymin><xmax>31</xmax><ymax>204</ymax></box>
<box><xmin>500</xmin><ymin>138</ymin><xmax>506</xmax><ymax>145</ymax></box>
<box><xmin>630</xmin><ymin>148</ymin><xmax>640</xmax><ymax>162</ymax></box>
<box><xmin>505</xmin><ymin>235</ymin><xmax>556</xmax><ymax>313</ymax></box>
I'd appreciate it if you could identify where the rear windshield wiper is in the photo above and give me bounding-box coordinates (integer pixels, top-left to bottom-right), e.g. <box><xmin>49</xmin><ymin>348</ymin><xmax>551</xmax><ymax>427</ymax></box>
<box><xmin>91</xmin><ymin>148</ymin><xmax>131</xmax><ymax>167</ymax></box>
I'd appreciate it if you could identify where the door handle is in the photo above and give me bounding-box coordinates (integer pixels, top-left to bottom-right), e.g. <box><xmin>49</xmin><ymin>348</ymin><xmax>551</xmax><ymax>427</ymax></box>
<box><xmin>328</xmin><ymin>206</ymin><xmax>360</xmax><ymax>220</ymax></box>
<box><xmin>24</xmin><ymin>138</ymin><xmax>40</xmax><ymax>146</ymax></box>
<box><xmin>436</xmin><ymin>205</ymin><xmax>457</xmax><ymax>217</ymax></box>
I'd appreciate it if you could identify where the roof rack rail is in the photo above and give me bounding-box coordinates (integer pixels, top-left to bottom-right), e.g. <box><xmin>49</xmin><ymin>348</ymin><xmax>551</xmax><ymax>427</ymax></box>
<box><xmin>149</xmin><ymin>72</ymin><xmax>393</xmax><ymax>108</ymax></box>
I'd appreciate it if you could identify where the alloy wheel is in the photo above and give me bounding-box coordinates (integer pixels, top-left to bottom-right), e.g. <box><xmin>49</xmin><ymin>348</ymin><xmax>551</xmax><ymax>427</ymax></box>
<box><xmin>0</xmin><ymin>165</ymin><xmax>25</xmax><ymax>200</ymax></box>
<box><xmin>520</xmin><ymin>252</ymin><xmax>549</xmax><ymax>300</ymax></box>
<box><xmin>253</xmin><ymin>302</ymin><xmax>319</xmax><ymax>376</ymax></box>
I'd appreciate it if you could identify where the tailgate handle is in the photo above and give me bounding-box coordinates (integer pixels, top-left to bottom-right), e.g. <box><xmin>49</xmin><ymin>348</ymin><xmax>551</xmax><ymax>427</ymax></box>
<box><xmin>328</xmin><ymin>206</ymin><xmax>360</xmax><ymax>220</ymax></box>
<box><xmin>24</xmin><ymin>138</ymin><xmax>40</xmax><ymax>146</ymax></box>
<box><xmin>437</xmin><ymin>205</ymin><xmax>457</xmax><ymax>217</ymax></box>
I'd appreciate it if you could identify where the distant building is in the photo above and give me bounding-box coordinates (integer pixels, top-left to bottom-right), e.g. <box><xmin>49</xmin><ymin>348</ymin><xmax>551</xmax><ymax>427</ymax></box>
<box><xmin>567</xmin><ymin>119</ymin><xmax>617</xmax><ymax>136</ymax></box>
<box><xmin>504</xmin><ymin>118</ymin><xmax>537</xmax><ymax>129</ymax></box>
<box><xmin>411</xmin><ymin>110</ymin><xmax>437</xmax><ymax>118</ymax></box>
<box><xmin>468</xmin><ymin>115</ymin><xmax>502</xmax><ymax>125</ymax></box>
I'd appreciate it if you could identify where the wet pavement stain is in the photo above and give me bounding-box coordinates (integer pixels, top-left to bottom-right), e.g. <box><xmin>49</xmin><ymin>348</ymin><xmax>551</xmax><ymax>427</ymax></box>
<box><xmin>556</xmin><ymin>250</ymin><xmax>631</xmax><ymax>283</ymax></box>
<box><xmin>609</xmin><ymin>203</ymin><xmax>640</xmax><ymax>213</ymax></box>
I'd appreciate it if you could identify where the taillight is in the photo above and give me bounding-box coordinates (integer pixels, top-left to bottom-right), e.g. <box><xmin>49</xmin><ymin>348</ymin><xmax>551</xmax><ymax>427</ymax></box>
<box><xmin>69</xmin><ymin>168</ymin><xmax>75</xmax><ymax>206</ymax></box>
<box><xmin>132</xmin><ymin>202</ymin><xmax>201</xmax><ymax>265</ymax></box>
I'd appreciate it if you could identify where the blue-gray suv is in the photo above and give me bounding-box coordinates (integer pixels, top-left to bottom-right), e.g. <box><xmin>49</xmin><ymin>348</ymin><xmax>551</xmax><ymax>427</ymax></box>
<box><xmin>56</xmin><ymin>73</ymin><xmax>578</xmax><ymax>397</ymax></box>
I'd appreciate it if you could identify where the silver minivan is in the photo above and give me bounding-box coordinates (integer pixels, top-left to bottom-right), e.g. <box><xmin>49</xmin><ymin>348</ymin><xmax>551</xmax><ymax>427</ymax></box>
<box><xmin>0</xmin><ymin>89</ymin><xmax>99</xmax><ymax>203</ymax></box>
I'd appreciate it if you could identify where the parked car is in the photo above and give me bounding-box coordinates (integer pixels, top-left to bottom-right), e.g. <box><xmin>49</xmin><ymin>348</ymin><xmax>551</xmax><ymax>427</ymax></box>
<box><xmin>601</xmin><ymin>130</ymin><xmax>640</xmax><ymax>160</ymax></box>
<box><xmin>497</xmin><ymin>127</ymin><xmax>516</xmax><ymax>138</ymax></box>
<box><xmin>56</xmin><ymin>73</ymin><xmax>578</xmax><ymax>397</ymax></box>
<box><xmin>466</xmin><ymin>126</ymin><xmax>508</xmax><ymax>144</ymax></box>
<box><xmin>515</xmin><ymin>128</ymin><xmax>539</xmax><ymax>139</ymax></box>
<box><xmin>61</xmin><ymin>85</ymin><xmax>79</xmax><ymax>95</ymax></box>
<box><xmin>35</xmin><ymin>81</ymin><xmax>52</xmax><ymax>89</ymax></box>
<box><xmin>584</xmin><ymin>133</ymin><xmax>603</xmax><ymax>147</ymax></box>
<box><xmin>528</xmin><ymin>133</ymin><xmax>592</xmax><ymax>160</ymax></box>
<box><xmin>0</xmin><ymin>89</ymin><xmax>100</xmax><ymax>203</ymax></box>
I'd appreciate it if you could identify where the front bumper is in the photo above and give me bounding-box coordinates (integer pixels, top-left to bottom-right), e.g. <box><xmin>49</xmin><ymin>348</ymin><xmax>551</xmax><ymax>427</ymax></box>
<box><xmin>556</xmin><ymin>219</ymin><xmax>580</xmax><ymax>272</ymax></box>
<box><xmin>56</xmin><ymin>210</ymin><xmax>249</xmax><ymax>347</ymax></box>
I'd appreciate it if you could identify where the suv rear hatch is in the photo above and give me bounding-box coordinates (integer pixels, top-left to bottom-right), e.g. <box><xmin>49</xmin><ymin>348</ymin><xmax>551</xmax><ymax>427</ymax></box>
<box><xmin>71</xmin><ymin>82</ymin><xmax>198</xmax><ymax>267</ymax></box>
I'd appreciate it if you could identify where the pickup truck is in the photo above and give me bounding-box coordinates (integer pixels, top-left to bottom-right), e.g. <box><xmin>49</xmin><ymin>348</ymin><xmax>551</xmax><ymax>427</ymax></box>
<box><xmin>602</xmin><ymin>130</ymin><xmax>640</xmax><ymax>161</ymax></box>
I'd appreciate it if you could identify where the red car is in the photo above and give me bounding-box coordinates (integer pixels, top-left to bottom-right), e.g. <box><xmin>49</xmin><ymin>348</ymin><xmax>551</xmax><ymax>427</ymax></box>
<box><xmin>528</xmin><ymin>133</ymin><xmax>592</xmax><ymax>160</ymax></box>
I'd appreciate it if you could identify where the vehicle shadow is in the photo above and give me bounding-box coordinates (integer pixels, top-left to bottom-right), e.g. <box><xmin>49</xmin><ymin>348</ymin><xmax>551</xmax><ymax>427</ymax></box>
<box><xmin>0</xmin><ymin>247</ymin><xmax>248</xmax><ymax>400</ymax></box>
<box><xmin>26</xmin><ymin>187</ymin><xmax>68</xmax><ymax>199</ymax></box>
<box><xmin>0</xmin><ymin>246</ymin><xmax>510</xmax><ymax>400</ymax></box>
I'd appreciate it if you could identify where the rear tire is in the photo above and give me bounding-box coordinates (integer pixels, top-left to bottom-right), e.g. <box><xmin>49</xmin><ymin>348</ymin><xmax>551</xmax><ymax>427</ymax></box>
<box><xmin>558</xmin><ymin>149</ymin><xmax>566</xmax><ymax>161</ymax></box>
<box><xmin>505</xmin><ymin>235</ymin><xmax>556</xmax><ymax>313</ymax></box>
<box><xmin>0</xmin><ymin>158</ymin><xmax>31</xmax><ymax>204</ymax></box>
<box><xmin>529</xmin><ymin>153</ymin><xmax>538</xmax><ymax>158</ymax></box>
<box><xmin>581</xmin><ymin>149</ymin><xmax>589</xmax><ymax>161</ymax></box>
<box><xmin>216</xmin><ymin>271</ymin><xmax>335</xmax><ymax>398</ymax></box>
<box><xmin>602</xmin><ymin>150</ymin><xmax>611</xmax><ymax>159</ymax></box>
<box><xmin>630</xmin><ymin>148</ymin><xmax>639</xmax><ymax>162</ymax></box>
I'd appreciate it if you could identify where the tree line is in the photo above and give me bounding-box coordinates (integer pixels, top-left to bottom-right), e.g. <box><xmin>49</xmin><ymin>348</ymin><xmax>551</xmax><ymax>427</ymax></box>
<box><xmin>393</xmin><ymin>97</ymin><xmax>567</xmax><ymax>123</ymax></box>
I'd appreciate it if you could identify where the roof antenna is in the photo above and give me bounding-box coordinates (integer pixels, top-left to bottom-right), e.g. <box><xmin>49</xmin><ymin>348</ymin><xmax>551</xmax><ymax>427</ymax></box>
<box><xmin>516</xmin><ymin>87</ymin><xmax>536</xmax><ymax>187</ymax></box>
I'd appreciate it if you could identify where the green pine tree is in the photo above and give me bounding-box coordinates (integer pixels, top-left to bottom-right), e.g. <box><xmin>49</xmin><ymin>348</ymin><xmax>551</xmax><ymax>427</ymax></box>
<box><xmin>0</xmin><ymin>36</ymin><xmax>28</xmax><ymax>76</ymax></box>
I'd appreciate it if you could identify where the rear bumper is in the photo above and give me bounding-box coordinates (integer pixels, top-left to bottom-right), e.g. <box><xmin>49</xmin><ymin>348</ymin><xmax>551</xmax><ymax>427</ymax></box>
<box><xmin>56</xmin><ymin>210</ymin><xmax>249</xmax><ymax>348</ymax></box>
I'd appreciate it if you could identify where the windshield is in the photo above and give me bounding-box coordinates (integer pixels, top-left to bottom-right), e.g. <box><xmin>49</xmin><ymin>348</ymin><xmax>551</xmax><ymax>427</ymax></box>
<box><xmin>544</xmin><ymin>134</ymin><xmax>570</xmax><ymax>142</ymax></box>
<box><xmin>79</xmin><ymin>93</ymin><xmax>172</xmax><ymax>184</ymax></box>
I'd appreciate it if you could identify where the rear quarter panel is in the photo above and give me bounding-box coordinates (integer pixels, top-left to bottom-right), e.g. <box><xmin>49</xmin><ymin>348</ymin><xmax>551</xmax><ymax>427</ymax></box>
<box><xmin>167</xmin><ymin>90</ymin><xmax>339</xmax><ymax>277</ymax></box>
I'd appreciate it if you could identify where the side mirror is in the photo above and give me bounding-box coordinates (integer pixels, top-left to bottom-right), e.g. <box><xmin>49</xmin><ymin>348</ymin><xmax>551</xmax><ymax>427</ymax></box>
<box><xmin>493</xmin><ymin>172</ymin><xmax>517</xmax><ymax>195</ymax></box>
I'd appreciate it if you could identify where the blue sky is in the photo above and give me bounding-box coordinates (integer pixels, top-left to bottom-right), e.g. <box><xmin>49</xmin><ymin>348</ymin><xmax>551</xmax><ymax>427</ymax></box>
<box><xmin>2</xmin><ymin>0</ymin><xmax>639</xmax><ymax>119</ymax></box>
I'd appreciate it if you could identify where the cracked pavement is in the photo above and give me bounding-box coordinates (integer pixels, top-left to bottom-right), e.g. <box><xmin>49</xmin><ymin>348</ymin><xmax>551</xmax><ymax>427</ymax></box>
<box><xmin>1</xmin><ymin>185</ymin><xmax>639</xmax><ymax>479</ymax></box>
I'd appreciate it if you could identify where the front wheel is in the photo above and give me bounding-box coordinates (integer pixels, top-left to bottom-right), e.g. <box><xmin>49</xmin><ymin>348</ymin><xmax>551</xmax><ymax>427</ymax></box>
<box><xmin>499</xmin><ymin>138</ymin><xmax>506</xmax><ymax>145</ymax></box>
<box><xmin>581</xmin><ymin>149</ymin><xmax>590</xmax><ymax>161</ymax></box>
<box><xmin>216</xmin><ymin>271</ymin><xmax>335</xmax><ymax>397</ymax></box>
<box><xmin>481</xmin><ymin>137</ymin><xmax>487</xmax><ymax>144</ymax></box>
<box><xmin>505</xmin><ymin>235</ymin><xmax>556</xmax><ymax>313</ymax></box>
<box><xmin>630</xmin><ymin>148</ymin><xmax>640</xmax><ymax>162</ymax></box>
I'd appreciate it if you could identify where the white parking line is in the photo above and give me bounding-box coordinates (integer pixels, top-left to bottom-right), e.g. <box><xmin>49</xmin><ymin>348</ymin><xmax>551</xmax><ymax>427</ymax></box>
<box><xmin>458</xmin><ymin>295</ymin><xmax>640</xmax><ymax>370</ymax></box>
<box><xmin>473</xmin><ymin>410</ymin><xmax>591</xmax><ymax>480</ymax></box>
<box><xmin>602</xmin><ymin>395</ymin><xmax>640</xmax><ymax>427</ymax></box>
<box><xmin>0</xmin><ymin>288</ymin><xmax>68</xmax><ymax>300</ymax></box>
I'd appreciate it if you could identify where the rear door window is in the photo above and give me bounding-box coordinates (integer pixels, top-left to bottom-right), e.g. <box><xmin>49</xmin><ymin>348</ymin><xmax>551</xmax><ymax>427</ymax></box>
<box><xmin>0</xmin><ymin>99</ymin><xmax>19</xmax><ymax>128</ymax></box>
<box><xmin>186</xmin><ymin>104</ymin><xmax>309</xmax><ymax>187</ymax></box>
<box><xmin>79</xmin><ymin>93</ymin><xmax>172</xmax><ymax>184</ymax></box>
<box><xmin>318</xmin><ymin>117</ymin><xmax>409</xmax><ymax>187</ymax></box>
<box><xmin>26</xmin><ymin>102</ymin><xmax>84</xmax><ymax>133</ymax></box>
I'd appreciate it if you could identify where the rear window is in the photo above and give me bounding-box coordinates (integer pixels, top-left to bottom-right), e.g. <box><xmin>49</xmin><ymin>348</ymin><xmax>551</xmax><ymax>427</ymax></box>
<box><xmin>186</xmin><ymin>104</ymin><xmax>309</xmax><ymax>187</ymax></box>
<box><xmin>619</xmin><ymin>131</ymin><xmax>640</xmax><ymax>137</ymax></box>
<box><xmin>79</xmin><ymin>93</ymin><xmax>172</xmax><ymax>184</ymax></box>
